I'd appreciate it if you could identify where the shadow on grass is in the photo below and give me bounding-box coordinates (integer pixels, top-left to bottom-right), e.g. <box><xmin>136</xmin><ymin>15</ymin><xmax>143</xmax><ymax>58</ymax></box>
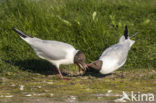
<box><xmin>84</xmin><ymin>68</ymin><xmax>112</xmax><ymax>78</ymax></box>
<box><xmin>3</xmin><ymin>59</ymin><xmax>112</xmax><ymax>78</ymax></box>
<box><xmin>4</xmin><ymin>59</ymin><xmax>68</xmax><ymax>76</ymax></box>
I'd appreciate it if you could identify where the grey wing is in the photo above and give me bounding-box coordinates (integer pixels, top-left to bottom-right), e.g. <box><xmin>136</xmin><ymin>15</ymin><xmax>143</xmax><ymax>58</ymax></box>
<box><xmin>100</xmin><ymin>44</ymin><xmax>128</xmax><ymax>65</ymax></box>
<box><xmin>29</xmin><ymin>38</ymin><xmax>75</xmax><ymax>60</ymax></box>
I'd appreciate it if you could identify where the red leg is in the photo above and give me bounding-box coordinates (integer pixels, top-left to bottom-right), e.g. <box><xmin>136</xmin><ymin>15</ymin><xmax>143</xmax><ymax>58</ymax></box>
<box><xmin>56</xmin><ymin>68</ymin><xmax>64</xmax><ymax>79</ymax></box>
<box><xmin>56</xmin><ymin>68</ymin><xmax>70</xmax><ymax>80</ymax></box>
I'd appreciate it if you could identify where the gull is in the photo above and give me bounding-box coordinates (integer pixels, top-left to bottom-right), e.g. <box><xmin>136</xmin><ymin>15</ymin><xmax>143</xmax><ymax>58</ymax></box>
<box><xmin>12</xmin><ymin>28</ymin><xmax>87</xmax><ymax>80</ymax></box>
<box><xmin>88</xmin><ymin>26</ymin><xmax>137</xmax><ymax>75</ymax></box>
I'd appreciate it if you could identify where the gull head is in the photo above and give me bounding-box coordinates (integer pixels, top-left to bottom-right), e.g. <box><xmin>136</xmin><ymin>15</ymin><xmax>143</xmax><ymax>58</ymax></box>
<box><xmin>74</xmin><ymin>51</ymin><xmax>88</xmax><ymax>71</ymax></box>
<box><xmin>87</xmin><ymin>60</ymin><xmax>103</xmax><ymax>71</ymax></box>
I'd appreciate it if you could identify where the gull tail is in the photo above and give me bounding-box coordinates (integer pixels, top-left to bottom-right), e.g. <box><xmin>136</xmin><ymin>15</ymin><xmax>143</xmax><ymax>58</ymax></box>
<box><xmin>12</xmin><ymin>28</ymin><xmax>33</xmax><ymax>38</ymax></box>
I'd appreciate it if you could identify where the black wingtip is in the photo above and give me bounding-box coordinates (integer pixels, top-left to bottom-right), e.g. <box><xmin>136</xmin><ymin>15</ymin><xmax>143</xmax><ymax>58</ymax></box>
<box><xmin>12</xmin><ymin>27</ymin><xmax>18</xmax><ymax>33</ymax></box>
<box><xmin>12</xmin><ymin>27</ymin><xmax>18</xmax><ymax>32</ymax></box>
<box><xmin>12</xmin><ymin>27</ymin><xmax>15</xmax><ymax>30</ymax></box>
<box><xmin>124</xmin><ymin>25</ymin><xmax>128</xmax><ymax>39</ymax></box>
<box><xmin>12</xmin><ymin>27</ymin><xmax>33</xmax><ymax>38</ymax></box>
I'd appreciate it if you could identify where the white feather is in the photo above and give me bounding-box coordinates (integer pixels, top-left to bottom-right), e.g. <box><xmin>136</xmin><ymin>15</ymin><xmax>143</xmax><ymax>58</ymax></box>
<box><xmin>99</xmin><ymin>35</ymin><xmax>135</xmax><ymax>74</ymax></box>
<box><xmin>21</xmin><ymin>36</ymin><xmax>79</xmax><ymax>68</ymax></box>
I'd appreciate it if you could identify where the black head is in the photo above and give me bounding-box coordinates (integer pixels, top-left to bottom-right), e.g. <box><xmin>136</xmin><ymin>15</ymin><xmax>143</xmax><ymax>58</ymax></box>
<box><xmin>124</xmin><ymin>25</ymin><xmax>128</xmax><ymax>39</ymax></box>
<box><xmin>74</xmin><ymin>51</ymin><xmax>87</xmax><ymax>71</ymax></box>
<box><xmin>87</xmin><ymin>60</ymin><xmax>103</xmax><ymax>71</ymax></box>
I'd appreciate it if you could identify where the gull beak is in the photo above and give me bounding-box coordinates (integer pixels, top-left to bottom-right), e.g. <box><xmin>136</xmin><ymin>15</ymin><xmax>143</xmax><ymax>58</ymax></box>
<box><xmin>78</xmin><ymin>63</ymin><xmax>88</xmax><ymax>72</ymax></box>
<box><xmin>87</xmin><ymin>63</ymin><xmax>92</xmax><ymax>67</ymax></box>
<box><xmin>87</xmin><ymin>62</ymin><xmax>95</xmax><ymax>69</ymax></box>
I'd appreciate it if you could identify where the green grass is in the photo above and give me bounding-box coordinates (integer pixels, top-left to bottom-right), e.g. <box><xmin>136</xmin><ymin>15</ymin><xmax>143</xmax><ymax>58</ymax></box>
<box><xmin>0</xmin><ymin>0</ymin><xmax>156</xmax><ymax>102</ymax></box>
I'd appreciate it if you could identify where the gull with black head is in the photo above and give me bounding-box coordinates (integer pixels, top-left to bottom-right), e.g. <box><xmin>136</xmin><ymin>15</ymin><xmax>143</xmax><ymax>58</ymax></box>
<box><xmin>12</xmin><ymin>28</ymin><xmax>87</xmax><ymax>80</ymax></box>
<box><xmin>88</xmin><ymin>26</ymin><xmax>137</xmax><ymax>76</ymax></box>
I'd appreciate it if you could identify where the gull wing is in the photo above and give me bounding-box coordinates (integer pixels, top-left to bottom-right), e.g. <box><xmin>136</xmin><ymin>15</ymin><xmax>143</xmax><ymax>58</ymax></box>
<box><xmin>100</xmin><ymin>44</ymin><xmax>129</xmax><ymax>65</ymax></box>
<box><xmin>28</xmin><ymin>38</ymin><xmax>75</xmax><ymax>60</ymax></box>
<box><xmin>13</xmin><ymin>28</ymin><xmax>76</xmax><ymax>60</ymax></box>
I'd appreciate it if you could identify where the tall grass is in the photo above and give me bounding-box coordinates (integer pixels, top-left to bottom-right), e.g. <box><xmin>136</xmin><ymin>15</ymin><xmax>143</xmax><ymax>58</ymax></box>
<box><xmin>0</xmin><ymin>0</ymin><xmax>156</xmax><ymax>74</ymax></box>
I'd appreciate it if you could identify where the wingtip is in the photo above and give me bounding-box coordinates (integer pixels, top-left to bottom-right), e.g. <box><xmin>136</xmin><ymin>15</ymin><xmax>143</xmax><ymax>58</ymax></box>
<box><xmin>124</xmin><ymin>25</ymin><xmax>128</xmax><ymax>33</ymax></box>
<box><xmin>124</xmin><ymin>25</ymin><xmax>128</xmax><ymax>39</ymax></box>
<box><xmin>12</xmin><ymin>27</ymin><xmax>18</xmax><ymax>32</ymax></box>
<box><xmin>125</xmin><ymin>25</ymin><xmax>127</xmax><ymax>29</ymax></box>
<box><xmin>12</xmin><ymin>28</ymin><xmax>28</xmax><ymax>38</ymax></box>
<box><xmin>12</xmin><ymin>27</ymin><xmax>16</xmax><ymax>31</ymax></box>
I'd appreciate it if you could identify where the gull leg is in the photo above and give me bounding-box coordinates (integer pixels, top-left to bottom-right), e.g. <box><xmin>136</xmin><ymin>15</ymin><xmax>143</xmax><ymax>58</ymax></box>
<box><xmin>121</xmin><ymin>66</ymin><xmax>125</xmax><ymax>78</ymax></box>
<box><xmin>56</xmin><ymin>68</ymin><xmax>70</xmax><ymax>80</ymax></box>
<box><xmin>56</xmin><ymin>68</ymin><xmax>64</xmax><ymax>79</ymax></box>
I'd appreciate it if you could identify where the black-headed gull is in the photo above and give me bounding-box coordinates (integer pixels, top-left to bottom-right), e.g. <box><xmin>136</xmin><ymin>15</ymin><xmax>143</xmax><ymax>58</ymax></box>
<box><xmin>88</xmin><ymin>26</ymin><xmax>137</xmax><ymax>75</ymax></box>
<box><xmin>13</xmin><ymin>28</ymin><xmax>87</xmax><ymax>79</ymax></box>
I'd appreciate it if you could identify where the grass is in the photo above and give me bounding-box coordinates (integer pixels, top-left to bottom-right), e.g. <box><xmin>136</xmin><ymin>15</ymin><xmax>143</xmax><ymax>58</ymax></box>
<box><xmin>0</xmin><ymin>0</ymin><xmax>156</xmax><ymax>102</ymax></box>
<box><xmin>0</xmin><ymin>69</ymin><xmax>156</xmax><ymax>102</ymax></box>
